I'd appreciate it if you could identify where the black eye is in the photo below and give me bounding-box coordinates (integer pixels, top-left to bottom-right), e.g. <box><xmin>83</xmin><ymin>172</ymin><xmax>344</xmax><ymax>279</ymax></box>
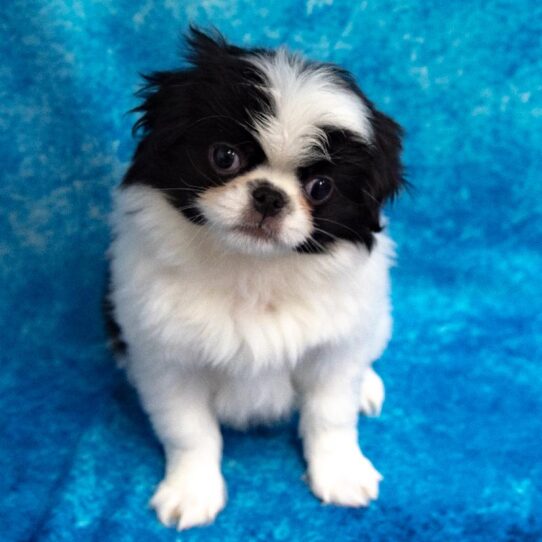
<box><xmin>304</xmin><ymin>176</ymin><xmax>334</xmax><ymax>204</ymax></box>
<box><xmin>209</xmin><ymin>143</ymin><xmax>242</xmax><ymax>174</ymax></box>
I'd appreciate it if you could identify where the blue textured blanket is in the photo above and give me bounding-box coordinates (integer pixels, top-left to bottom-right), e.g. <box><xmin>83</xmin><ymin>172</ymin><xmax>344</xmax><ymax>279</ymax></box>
<box><xmin>1</xmin><ymin>1</ymin><xmax>541</xmax><ymax>541</ymax></box>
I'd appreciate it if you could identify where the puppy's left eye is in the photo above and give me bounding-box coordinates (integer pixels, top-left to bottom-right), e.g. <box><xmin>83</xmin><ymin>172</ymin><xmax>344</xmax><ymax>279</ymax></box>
<box><xmin>304</xmin><ymin>176</ymin><xmax>334</xmax><ymax>204</ymax></box>
<box><xmin>209</xmin><ymin>143</ymin><xmax>242</xmax><ymax>174</ymax></box>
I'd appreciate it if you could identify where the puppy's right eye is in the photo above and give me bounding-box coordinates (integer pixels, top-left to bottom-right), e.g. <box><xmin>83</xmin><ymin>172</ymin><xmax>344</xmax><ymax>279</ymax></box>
<box><xmin>209</xmin><ymin>143</ymin><xmax>242</xmax><ymax>175</ymax></box>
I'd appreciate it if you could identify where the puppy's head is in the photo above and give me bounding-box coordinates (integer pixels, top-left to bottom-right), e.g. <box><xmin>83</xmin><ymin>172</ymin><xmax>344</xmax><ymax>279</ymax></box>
<box><xmin>124</xmin><ymin>28</ymin><xmax>404</xmax><ymax>255</ymax></box>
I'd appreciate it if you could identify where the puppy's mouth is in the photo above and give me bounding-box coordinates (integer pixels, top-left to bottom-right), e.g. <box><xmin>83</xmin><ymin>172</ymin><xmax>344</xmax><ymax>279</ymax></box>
<box><xmin>232</xmin><ymin>223</ymin><xmax>279</xmax><ymax>242</ymax></box>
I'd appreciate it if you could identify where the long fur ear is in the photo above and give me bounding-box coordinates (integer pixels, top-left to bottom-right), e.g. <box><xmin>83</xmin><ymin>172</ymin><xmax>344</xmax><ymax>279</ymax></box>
<box><xmin>356</xmin><ymin>108</ymin><xmax>405</xmax><ymax>239</ymax></box>
<box><xmin>325</xmin><ymin>66</ymin><xmax>405</xmax><ymax>214</ymax></box>
<box><xmin>370</xmin><ymin>109</ymin><xmax>405</xmax><ymax>204</ymax></box>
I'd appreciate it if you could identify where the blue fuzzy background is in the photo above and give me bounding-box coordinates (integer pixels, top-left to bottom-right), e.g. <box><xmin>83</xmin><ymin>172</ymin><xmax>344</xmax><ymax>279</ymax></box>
<box><xmin>1</xmin><ymin>1</ymin><xmax>541</xmax><ymax>540</ymax></box>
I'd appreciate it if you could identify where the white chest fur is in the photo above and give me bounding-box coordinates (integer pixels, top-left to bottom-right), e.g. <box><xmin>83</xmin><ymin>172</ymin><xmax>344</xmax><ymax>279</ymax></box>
<box><xmin>110</xmin><ymin>186</ymin><xmax>394</xmax><ymax>373</ymax></box>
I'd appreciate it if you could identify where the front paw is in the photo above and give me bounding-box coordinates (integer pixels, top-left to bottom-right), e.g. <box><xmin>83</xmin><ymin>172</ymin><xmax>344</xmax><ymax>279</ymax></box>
<box><xmin>308</xmin><ymin>450</ymin><xmax>382</xmax><ymax>507</ymax></box>
<box><xmin>150</xmin><ymin>464</ymin><xmax>226</xmax><ymax>530</ymax></box>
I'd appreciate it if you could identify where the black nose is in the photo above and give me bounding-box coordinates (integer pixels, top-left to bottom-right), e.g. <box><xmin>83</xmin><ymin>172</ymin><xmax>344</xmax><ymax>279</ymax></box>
<box><xmin>251</xmin><ymin>182</ymin><xmax>287</xmax><ymax>217</ymax></box>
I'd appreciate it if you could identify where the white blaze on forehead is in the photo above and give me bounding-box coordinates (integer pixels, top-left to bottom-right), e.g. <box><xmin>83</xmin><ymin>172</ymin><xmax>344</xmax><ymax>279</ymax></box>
<box><xmin>247</xmin><ymin>48</ymin><xmax>373</xmax><ymax>168</ymax></box>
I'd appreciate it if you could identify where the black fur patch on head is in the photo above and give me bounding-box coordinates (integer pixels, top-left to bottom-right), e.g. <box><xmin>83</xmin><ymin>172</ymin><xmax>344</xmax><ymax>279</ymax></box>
<box><xmin>291</xmin><ymin>62</ymin><xmax>404</xmax><ymax>252</ymax></box>
<box><xmin>122</xmin><ymin>27</ymin><xmax>271</xmax><ymax>223</ymax></box>
<box><xmin>296</xmin><ymin>115</ymin><xmax>404</xmax><ymax>254</ymax></box>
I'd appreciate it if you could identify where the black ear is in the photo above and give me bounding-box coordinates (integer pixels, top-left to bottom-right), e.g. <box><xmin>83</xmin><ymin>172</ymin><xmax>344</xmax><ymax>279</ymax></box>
<box><xmin>369</xmin><ymin>109</ymin><xmax>405</xmax><ymax>204</ymax></box>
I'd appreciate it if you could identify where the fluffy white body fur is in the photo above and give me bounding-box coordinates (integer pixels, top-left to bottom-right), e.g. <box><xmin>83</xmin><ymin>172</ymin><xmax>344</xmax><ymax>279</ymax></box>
<box><xmin>110</xmin><ymin>185</ymin><xmax>393</xmax><ymax>529</ymax></box>
<box><xmin>108</xmin><ymin>35</ymin><xmax>404</xmax><ymax>530</ymax></box>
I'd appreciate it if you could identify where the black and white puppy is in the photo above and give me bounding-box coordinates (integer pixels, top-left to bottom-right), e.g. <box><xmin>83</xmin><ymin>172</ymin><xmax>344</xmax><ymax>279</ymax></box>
<box><xmin>107</xmin><ymin>28</ymin><xmax>404</xmax><ymax>530</ymax></box>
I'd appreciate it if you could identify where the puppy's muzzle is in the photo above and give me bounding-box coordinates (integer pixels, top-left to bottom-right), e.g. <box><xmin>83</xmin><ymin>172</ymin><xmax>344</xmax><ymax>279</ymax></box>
<box><xmin>251</xmin><ymin>181</ymin><xmax>289</xmax><ymax>218</ymax></box>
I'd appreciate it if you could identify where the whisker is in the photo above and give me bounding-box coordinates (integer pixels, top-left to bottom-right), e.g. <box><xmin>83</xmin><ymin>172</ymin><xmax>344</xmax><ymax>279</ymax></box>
<box><xmin>310</xmin><ymin>227</ymin><xmax>364</xmax><ymax>285</ymax></box>
<box><xmin>315</xmin><ymin>217</ymin><xmax>364</xmax><ymax>240</ymax></box>
<box><xmin>187</xmin><ymin>153</ymin><xmax>220</xmax><ymax>188</ymax></box>
<box><xmin>311</xmin><ymin>226</ymin><xmax>342</xmax><ymax>243</ymax></box>
<box><xmin>180</xmin><ymin>224</ymin><xmax>206</xmax><ymax>254</ymax></box>
<box><xmin>308</xmin><ymin>237</ymin><xmax>328</xmax><ymax>253</ymax></box>
<box><xmin>177</xmin><ymin>175</ymin><xmax>210</xmax><ymax>191</ymax></box>
<box><xmin>361</xmin><ymin>188</ymin><xmax>379</xmax><ymax>204</ymax></box>
<box><xmin>155</xmin><ymin>186</ymin><xmax>205</xmax><ymax>194</ymax></box>
<box><xmin>333</xmin><ymin>185</ymin><xmax>380</xmax><ymax>207</ymax></box>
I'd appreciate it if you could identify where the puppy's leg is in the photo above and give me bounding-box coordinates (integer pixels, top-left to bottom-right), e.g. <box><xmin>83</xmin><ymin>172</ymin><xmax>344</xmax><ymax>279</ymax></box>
<box><xmin>295</xmin><ymin>347</ymin><xmax>382</xmax><ymax>507</ymax></box>
<box><xmin>131</xmin><ymin>363</ymin><xmax>225</xmax><ymax>530</ymax></box>
<box><xmin>358</xmin><ymin>310</ymin><xmax>390</xmax><ymax>417</ymax></box>
<box><xmin>359</xmin><ymin>366</ymin><xmax>385</xmax><ymax>417</ymax></box>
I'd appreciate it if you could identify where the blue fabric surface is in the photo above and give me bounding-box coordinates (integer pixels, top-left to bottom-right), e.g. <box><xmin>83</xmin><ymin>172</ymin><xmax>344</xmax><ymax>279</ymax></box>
<box><xmin>1</xmin><ymin>1</ymin><xmax>541</xmax><ymax>540</ymax></box>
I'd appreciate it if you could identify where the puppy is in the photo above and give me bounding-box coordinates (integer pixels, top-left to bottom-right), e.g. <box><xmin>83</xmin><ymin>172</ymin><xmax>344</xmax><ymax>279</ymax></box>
<box><xmin>106</xmin><ymin>28</ymin><xmax>404</xmax><ymax>530</ymax></box>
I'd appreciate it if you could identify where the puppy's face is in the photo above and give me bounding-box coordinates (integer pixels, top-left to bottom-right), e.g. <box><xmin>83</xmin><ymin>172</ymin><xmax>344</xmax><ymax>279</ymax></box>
<box><xmin>124</xmin><ymin>29</ymin><xmax>404</xmax><ymax>255</ymax></box>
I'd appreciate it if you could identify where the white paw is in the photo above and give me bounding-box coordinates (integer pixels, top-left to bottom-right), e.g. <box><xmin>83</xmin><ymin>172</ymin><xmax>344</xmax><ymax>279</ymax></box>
<box><xmin>308</xmin><ymin>450</ymin><xmax>382</xmax><ymax>507</ymax></box>
<box><xmin>150</xmin><ymin>464</ymin><xmax>226</xmax><ymax>530</ymax></box>
<box><xmin>359</xmin><ymin>367</ymin><xmax>385</xmax><ymax>417</ymax></box>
